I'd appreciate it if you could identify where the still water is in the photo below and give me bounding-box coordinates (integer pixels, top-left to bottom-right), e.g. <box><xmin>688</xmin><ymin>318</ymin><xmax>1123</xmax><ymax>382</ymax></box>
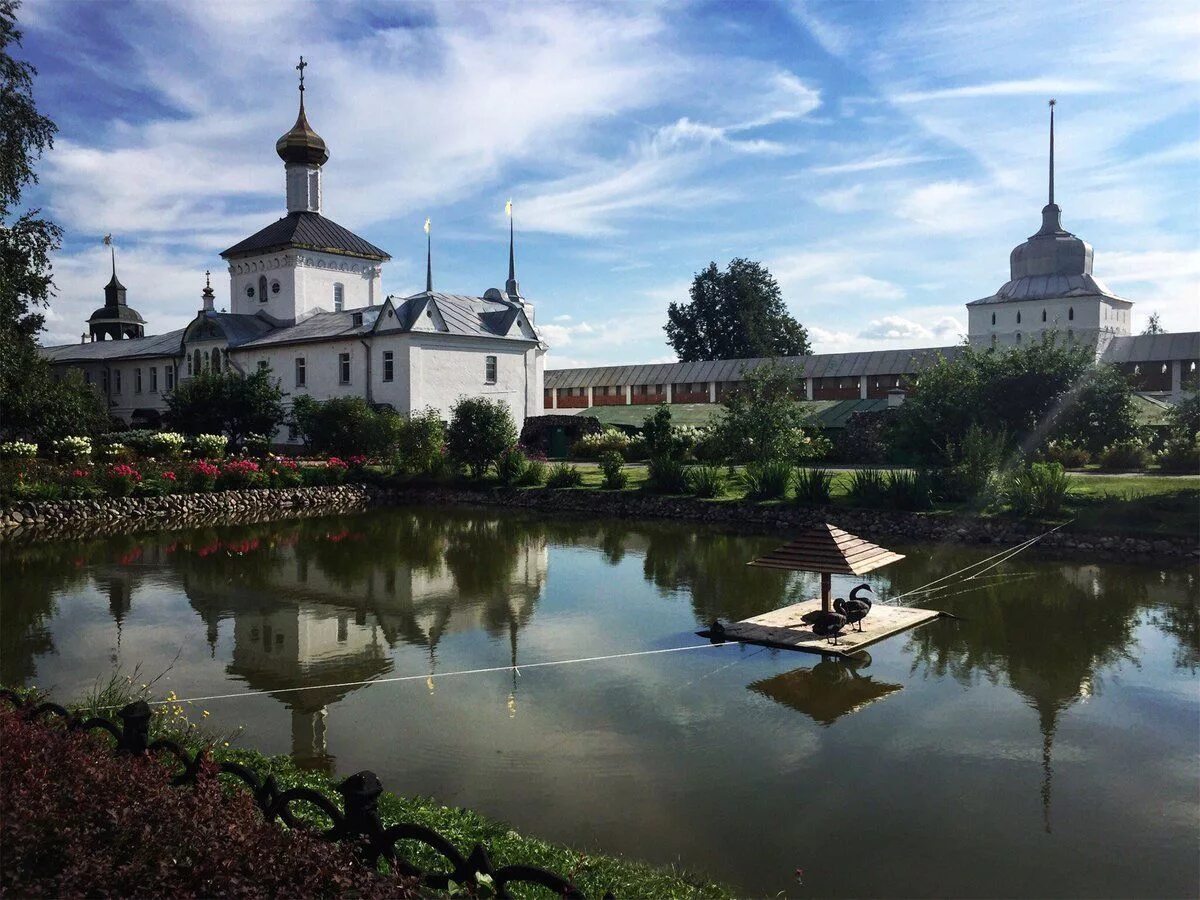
<box><xmin>2</xmin><ymin>507</ymin><xmax>1197</xmax><ymax>897</ymax></box>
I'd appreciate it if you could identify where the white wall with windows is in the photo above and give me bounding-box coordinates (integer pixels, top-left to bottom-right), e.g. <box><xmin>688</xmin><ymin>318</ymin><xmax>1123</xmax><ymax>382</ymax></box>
<box><xmin>968</xmin><ymin>295</ymin><xmax>1132</xmax><ymax>352</ymax></box>
<box><xmin>227</xmin><ymin>250</ymin><xmax>380</xmax><ymax>323</ymax></box>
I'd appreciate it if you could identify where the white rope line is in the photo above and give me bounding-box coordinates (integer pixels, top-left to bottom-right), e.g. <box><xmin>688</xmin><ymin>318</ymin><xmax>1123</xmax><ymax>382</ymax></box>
<box><xmin>111</xmin><ymin>642</ymin><xmax>731</xmax><ymax>709</ymax></box>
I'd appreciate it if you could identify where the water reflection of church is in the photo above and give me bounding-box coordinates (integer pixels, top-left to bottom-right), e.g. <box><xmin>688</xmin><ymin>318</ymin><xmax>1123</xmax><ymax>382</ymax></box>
<box><xmin>182</xmin><ymin>524</ymin><xmax>548</xmax><ymax>771</ymax></box>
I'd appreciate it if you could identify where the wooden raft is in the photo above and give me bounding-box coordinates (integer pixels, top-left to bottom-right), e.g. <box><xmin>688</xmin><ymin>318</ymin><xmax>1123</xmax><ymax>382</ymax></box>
<box><xmin>698</xmin><ymin>598</ymin><xmax>946</xmax><ymax>658</ymax></box>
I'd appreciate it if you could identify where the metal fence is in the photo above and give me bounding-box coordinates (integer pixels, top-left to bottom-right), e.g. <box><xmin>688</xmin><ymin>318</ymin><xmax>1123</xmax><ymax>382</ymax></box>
<box><xmin>0</xmin><ymin>691</ymin><xmax>586</xmax><ymax>899</ymax></box>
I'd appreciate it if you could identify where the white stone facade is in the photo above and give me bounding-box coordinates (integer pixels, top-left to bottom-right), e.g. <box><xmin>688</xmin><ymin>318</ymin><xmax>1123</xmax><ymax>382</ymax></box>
<box><xmin>967</xmin><ymin>295</ymin><xmax>1133</xmax><ymax>351</ymax></box>
<box><xmin>228</xmin><ymin>251</ymin><xmax>381</xmax><ymax>323</ymax></box>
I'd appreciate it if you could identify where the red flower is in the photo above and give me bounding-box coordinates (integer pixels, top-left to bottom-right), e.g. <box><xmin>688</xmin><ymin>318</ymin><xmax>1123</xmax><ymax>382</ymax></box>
<box><xmin>162</xmin><ymin>471</ymin><xmax>177</xmax><ymax>481</ymax></box>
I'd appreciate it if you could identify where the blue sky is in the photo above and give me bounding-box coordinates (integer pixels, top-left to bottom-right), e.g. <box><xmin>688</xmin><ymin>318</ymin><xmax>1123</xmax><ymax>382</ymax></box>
<box><xmin>18</xmin><ymin>0</ymin><xmax>1200</xmax><ymax>364</ymax></box>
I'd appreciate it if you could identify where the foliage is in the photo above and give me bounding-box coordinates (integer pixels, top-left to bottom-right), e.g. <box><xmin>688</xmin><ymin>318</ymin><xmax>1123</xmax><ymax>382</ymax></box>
<box><xmin>1040</xmin><ymin>439</ymin><xmax>1090</xmax><ymax>469</ymax></box>
<box><xmin>184</xmin><ymin>460</ymin><xmax>219</xmax><ymax>492</ymax></box>
<box><xmin>665</xmin><ymin>257</ymin><xmax>810</xmax><ymax>361</ymax></box>
<box><xmin>545</xmin><ymin>462</ymin><xmax>583</xmax><ymax>489</ymax></box>
<box><xmin>640</xmin><ymin>405</ymin><xmax>685</xmax><ymax>460</ymax></box>
<box><xmin>793</xmin><ymin>467</ymin><xmax>834</xmax><ymax>505</ymax></box>
<box><xmin>166</xmin><ymin>369</ymin><xmax>285</xmax><ymax>446</ymax></box>
<box><xmin>1142</xmin><ymin>312</ymin><xmax>1165</xmax><ymax>335</ymax></box>
<box><xmin>1167</xmin><ymin>393</ymin><xmax>1200</xmax><ymax>437</ymax></box>
<box><xmin>0</xmin><ymin>440</ymin><xmax>36</xmax><ymax>458</ymax></box>
<box><xmin>711</xmin><ymin>361</ymin><xmax>817</xmax><ymax>465</ymax></box>
<box><xmin>101</xmin><ymin>463</ymin><xmax>141</xmax><ymax>497</ymax></box>
<box><xmin>192</xmin><ymin>433</ymin><xmax>227</xmax><ymax>460</ymax></box>
<box><xmin>647</xmin><ymin>456</ymin><xmax>692</xmax><ymax>494</ymax></box>
<box><xmin>242</xmin><ymin>433</ymin><xmax>270</xmax><ymax>458</ymax></box>
<box><xmin>936</xmin><ymin>424</ymin><xmax>1008</xmax><ymax>503</ymax></box>
<box><xmin>598</xmin><ymin>450</ymin><xmax>627</xmax><ymax>489</ymax></box>
<box><xmin>51</xmin><ymin>435</ymin><xmax>91</xmax><ymax>463</ymax></box>
<box><xmin>689</xmin><ymin>463</ymin><xmax>724</xmax><ymax>498</ymax></box>
<box><xmin>829</xmin><ymin>409</ymin><xmax>894</xmax><ymax>464</ymax></box>
<box><xmin>0</xmin><ymin>707</ymin><xmax>418</xmax><ymax>898</ymax></box>
<box><xmin>494</xmin><ymin>446</ymin><xmax>528</xmax><ymax>486</ymax></box>
<box><xmin>515</xmin><ymin>458</ymin><xmax>546</xmax><ymax>486</ymax></box>
<box><xmin>889</xmin><ymin>340</ymin><xmax>1137</xmax><ymax>464</ymax></box>
<box><xmin>290</xmin><ymin>395</ymin><xmax>398</xmax><ymax>458</ymax></box>
<box><xmin>216</xmin><ymin>459</ymin><xmax>263</xmax><ymax>490</ymax></box>
<box><xmin>1003</xmin><ymin>462</ymin><xmax>1073</xmax><ymax>518</ymax></box>
<box><xmin>570</xmin><ymin>428</ymin><xmax>631</xmax><ymax>459</ymax></box>
<box><xmin>738</xmin><ymin>460</ymin><xmax>791</xmax><ymax>500</ymax></box>
<box><xmin>1157</xmin><ymin>434</ymin><xmax>1199</xmax><ymax>474</ymax></box>
<box><xmin>1097</xmin><ymin>439</ymin><xmax>1150</xmax><ymax>471</ymax></box>
<box><xmin>394</xmin><ymin>407</ymin><xmax>445</xmax><ymax>475</ymax></box>
<box><xmin>885</xmin><ymin>469</ymin><xmax>935</xmax><ymax>511</ymax></box>
<box><xmin>846</xmin><ymin>468</ymin><xmax>887</xmax><ymax>508</ymax></box>
<box><xmin>447</xmin><ymin>397</ymin><xmax>518</xmax><ymax>479</ymax></box>
<box><xmin>148</xmin><ymin>431</ymin><xmax>186</xmax><ymax>459</ymax></box>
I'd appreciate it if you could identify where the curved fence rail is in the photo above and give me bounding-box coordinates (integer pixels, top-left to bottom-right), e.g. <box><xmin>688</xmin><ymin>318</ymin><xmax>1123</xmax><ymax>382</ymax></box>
<box><xmin>0</xmin><ymin>691</ymin><xmax>588</xmax><ymax>899</ymax></box>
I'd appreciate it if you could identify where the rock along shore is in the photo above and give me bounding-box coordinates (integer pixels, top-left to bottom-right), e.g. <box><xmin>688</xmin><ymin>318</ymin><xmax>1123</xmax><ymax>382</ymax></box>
<box><xmin>1</xmin><ymin>483</ymin><xmax>1195</xmax><ymax>562</ymax></box>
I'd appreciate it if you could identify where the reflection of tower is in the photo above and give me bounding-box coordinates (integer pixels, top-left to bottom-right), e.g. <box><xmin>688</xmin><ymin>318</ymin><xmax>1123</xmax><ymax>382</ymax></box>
<box><xmin>292</xmin><ymin>706</ymin><xmax>329</xmax><ymax>767</ymax></box>
<box><xmin>103</xmin><ymin>575</ymin><xmax>132</xmax><ymax>663</ymax></box>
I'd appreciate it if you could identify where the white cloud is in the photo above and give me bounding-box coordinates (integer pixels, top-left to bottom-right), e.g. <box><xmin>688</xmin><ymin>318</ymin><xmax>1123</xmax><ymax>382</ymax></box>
<box><xmin>813</xmin><ymin>184</ymin><xmax>866</xmax><ymax>213</ymax></box>
<box><xmin>807</xmin><ymin>152</ymin><xmax>944</xmax><ymax>175</ymax></box>
<box><xmin>891</xmin><ymin>78</ymin><xmax>1110</xmax><ymax>104</ymax></box>
<box><xmin>858</xmin><ymin>315</ymin><xmax>931</xmax><ymax>341</ymax></box>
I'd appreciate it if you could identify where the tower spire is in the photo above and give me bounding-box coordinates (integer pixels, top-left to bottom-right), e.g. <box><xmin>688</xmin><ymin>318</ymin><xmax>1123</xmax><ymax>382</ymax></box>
<box><xmin>505</xmin><ymin>198</ymin><xmax>519</xmax><ymax>298</ymax></box>
<box><xmin>297</xmin><ymin>55</ymin><xmax>307</xmax><ymax>107</ymax></box>
<box><xmin>1048</xmin><ymin>98</ymin><xmax>1056</xmax><ymax>207</ymax></box>
<box><xmin>424</xmin><ymin>217</ymin><xmax>433</xmax><ymax>293</ymax></box>
<box><xmin>201</xmin><ymin>269</ymin><xmax>215</xmax><ymax>312</ymax></box>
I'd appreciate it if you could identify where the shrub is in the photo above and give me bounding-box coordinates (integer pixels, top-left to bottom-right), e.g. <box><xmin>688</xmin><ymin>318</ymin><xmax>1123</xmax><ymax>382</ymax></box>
<box><xmin>599</xmin><ymin>451</ymin><xmax>627</xmax><ymax>489</ymax></box>
<box><xmin>185</xmin><ymin>460</ymin><xmax>220</xmax><ymax>492</ymax></box>
<box><xmin>290</xmin><ymin>396</ymin><xmax>400</xmax><ymax>458</ymax></box>
<box><xmin>1098</xmin><ymin>439</ymin><xmax>1150</xmax><ymax>471</ymax></box>
<box><xmin>793</xmin><ymin>467</ymin><xmax>833</xmax><ymax>506</ymax></box>
<box><xmin>625</xmin><ymin>436</ymin><xmax>649</xmax><ymax>461</ymax></box>
<box><xmin>264</xmin><ymin>456</ymin><xmax>302</xmax><ymax>487</ymax></box>
<box><xmin>193</xmin><ymin>433</ymin><xmax>227</xmax><ymax>460</ymax></box>
<box><xmin>395</xmin><ymin>408</ymin><xmax>446</xmax><ymax>475</ymax></box>
<box><xmin>52</xmin><ymin>435</ymin><xmax>92</xmax><ymax>463</ymax></box>
<box><xmin>570</xmin><ymin>429</ymin><xmax>631</xmax><ymax>460</ymax></box>
<box><xmin>1041</xmin><ymin>439</ymin><xmax>1090</xmax><ymax>469</ymax></box>
<box><xmin>641</xmin><ymin>406</ymin><xmax>686</xmax><ymax>460</ymax></box>
<box><xmin>847</xmin><ymin>468</ymin><xmax>887</xmax><ymax>508</ymax></box>
<box><xmin>545</xmin><ymin>462</ymin><xmax>583</xmax><ymax>489</ymax></box>
<box><xmin>217</xmin><ymin>459</ymin><xmax>263</xmax><ymax>490</ymax></box>
<box><xmin>495</xmin><ymin>446</ymin><xmax>528</xmax><ymax>485</ymax></box>
<box><xmin>101</xmin><ymin>429</ymin><xmax>159</xmax><ymax>457</ymax></box>
<box><xmin>885</xmin><ymin>469</ymin><xmax>935</xmax><ymax>511</ymax></box>
<box><xmin>324</xmin><ymin>457</ymin><xmax>350</xmax><ymax>485</ymax></box>
<box><xmin>690</xmin><ymin>464</ymin><xmax>725</xmax><ymax>498</ymax></box>
<box><xmin>447</xmin><ymin>397</ymin><xmax>518</xmax><ymax>479</ymax></box>
<box><xmin>516</xmin><ymin>458</ymin><xmax>546</xmax><ymax>486</ymax></box>
<box><xmin>1157</xmin><ymin>434</ymin><xmax>1200</xmax><ymax>474</ymax></box>
<box><xmin>102</xmin><ymin>463</ymin><xmax>142</xmax><ymax>497</ymax></box>
<box><xmin>0</xmin><ymin>708</ymin><xmax>418</xmax><ymax>899</ymax></box>
<box><xmin>97</xmin><ymin>442</ymin><xmax>133</xmax><ymax>464</ymax></box>
<box><xmin>937</xmin><ymin>425</ymin><xmax>1006</xmax><ymax>502</ymax></box>
<box><xmin>738</xmin><ymin>460</ymin><xmax>791</xmax><ymax>500</ymax></box>
<box><xmin>148</xmin><ymin>431</ymin><xmax>187</xmax><ymax>459</ymax></box>
<box><xmin>648</xmin><ymin>456</ymin><xmax>692</xmax><ymax>494</ymax></box>
<box><xmin>242</xmin><ymin>433</ymin><xmax>270</xmax><ymax>457</ymax></box>
<box><xmin>0</xmin><ymin>441</ymin><xmax>37</xmax><ymax>459</ymax></box>
<box><xmin>1003</xmin><ymin>461</ymin><xmax>1073</xmax><ymax>518</ymax></box>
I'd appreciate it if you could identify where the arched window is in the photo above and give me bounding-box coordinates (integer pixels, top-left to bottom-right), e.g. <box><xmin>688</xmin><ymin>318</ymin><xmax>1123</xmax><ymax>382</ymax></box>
<box><xmin>258</xmin><ymin>275</ymin><xmax>268</xmax><ymax>304</ymax></box>
<box><xmin>211</xmin><ymin>348</ymin><xmax>221</xmax><ymax>373</ymax></box>
<box><xmin>1016</xmin><ymin>311</ymin><xmax>1021</xmax><ymax>324</ymax></box>
<box><xmin>991</xmin><ymin>312</ymin><xmax>996</xmax><ymax>325</ymax></box>
<box><xmin>1068</xmin><ymin>307</ymin><xmax>1074</xmax><ymax>321</ymax></box>
<box><xmin>333</xmin><ymin>283</ymin><xmax>345</xmax><ymax>312</ymax></box>
<box><xmin>1015</xmin><ymin>332</ymin><xmax>1022</xmax><ymax>344</ymax></box>
<box><xmin>1041</xmin><ymin>309</ymin><xmax>1047</xmax><ymax>322</ymax></box>
<box><xmin>193</xmin><ymin>349</ymin><xmax>202</xmax><ymax>375</ymax></box>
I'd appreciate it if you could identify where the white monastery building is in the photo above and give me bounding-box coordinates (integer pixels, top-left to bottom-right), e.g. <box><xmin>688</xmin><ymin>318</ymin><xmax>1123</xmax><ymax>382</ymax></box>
<box><xmin>41</xmin><ymin>62</ymin><xmax>546</xmax><ymax>437</ymax></box>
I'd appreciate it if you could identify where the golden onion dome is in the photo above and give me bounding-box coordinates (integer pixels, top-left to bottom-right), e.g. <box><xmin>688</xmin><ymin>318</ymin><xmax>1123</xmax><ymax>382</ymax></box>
<box><xmin>276</xmin><ymin>98</ymin><xmax>328</xmax><ymax>167</ymax></box>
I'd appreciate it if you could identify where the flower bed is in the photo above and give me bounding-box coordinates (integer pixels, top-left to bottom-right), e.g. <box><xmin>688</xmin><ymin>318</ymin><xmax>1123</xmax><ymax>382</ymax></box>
<box><xmin>0</xmin><ymin>705</ymin><xmax>418</xmax><ymax>898</ymax></box>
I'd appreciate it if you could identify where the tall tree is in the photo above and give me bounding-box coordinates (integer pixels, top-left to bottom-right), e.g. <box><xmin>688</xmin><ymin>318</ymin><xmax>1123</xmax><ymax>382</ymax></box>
<box><xmin>664</xmin><ymin>258</ymin><xmax>810</xmax><ymax>361</ymax></box>
<box><xmin>0</xmin><ymin>1</ymin><xmax>108</xmax><ymax>440</ymax></box>
<box><xmin>1142</xmin><ymin>312</ymin><xmax>1166</xmax><ymax>335</ymax></box>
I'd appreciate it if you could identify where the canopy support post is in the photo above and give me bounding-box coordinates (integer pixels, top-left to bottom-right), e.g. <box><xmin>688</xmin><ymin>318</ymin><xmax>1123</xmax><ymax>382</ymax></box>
<box><xmin>821</xmin><ymin>572</ymin><xmax>831</xmax><ymax>613</ymax></box>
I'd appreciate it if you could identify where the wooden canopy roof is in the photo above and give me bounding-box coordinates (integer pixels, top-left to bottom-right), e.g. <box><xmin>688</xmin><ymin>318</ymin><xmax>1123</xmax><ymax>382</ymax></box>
<box><xmin>748</xmin><ymin>524</ymin><xmax>904</xmax><ymax>575</ymax></box>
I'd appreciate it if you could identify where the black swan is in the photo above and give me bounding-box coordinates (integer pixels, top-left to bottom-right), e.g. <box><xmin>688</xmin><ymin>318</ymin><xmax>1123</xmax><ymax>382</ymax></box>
<box><xmin>808</xmin><ymin>610</ymin><xmax>847</xmax><ymax>645</ymax></box>
<box><xmin>834</xmin><ymin>583</ymin><xmax>874</xmax><ymax>632</ymax></box>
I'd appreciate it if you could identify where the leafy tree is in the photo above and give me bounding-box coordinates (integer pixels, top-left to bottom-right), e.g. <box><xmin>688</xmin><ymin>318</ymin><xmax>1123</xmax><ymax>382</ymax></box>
<box><xmin>1142</xmin><ymin>312</ymin><xmax>1166</xmax><ymax>335</ymax></box>
<box><xmin>711</xmin><ymin>361</ymin><xmax>817</xmax><ymax>464</ymax></box>
<box><xmin>890</xmin><ymin>339</ymin><xmax>1139</xmax><ymax>464</ymax></box>
<box><xmin>447</xmin><ymin>396</ymin><xmax>517</xmax><ymax>479</ymax></box>
<box><xmin>288</xmin><ymin>395</ymin><xmax>398</xmax><ymax>457</ymax></box>
<box><xmin>1167</xmin><ymin>392</ymin><xmax>1200</xmax><ymax>437</ymax></box>
<box><xmin>0</xmin><ymin>1</ymin><xmax>108</xmax><ymax>441</ymax></box>
<box><xmin>395</xmin><ymin>407</ymin><xmax>446</xmax><ymax>474</ymax></box>
<box><xmin>665</xmin><ymin>258</ymin><xmax>810</xmax><ymax>361</ymax></box>
<box><xmin>640</xmin><ymin>405</ymin><xmax>684</xmax><ymax>460</ymax></box>
<box><xmin>166</xmin><ymin>369</ymin><xmax>285</xmax><ymax>447</ymax></box>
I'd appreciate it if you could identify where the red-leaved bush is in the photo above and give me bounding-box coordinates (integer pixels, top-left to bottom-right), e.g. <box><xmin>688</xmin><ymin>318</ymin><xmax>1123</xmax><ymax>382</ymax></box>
<box><xmin>0</xmin><ymin>709</ymin><xmax>417</xmax><ymax>898</ymax></box>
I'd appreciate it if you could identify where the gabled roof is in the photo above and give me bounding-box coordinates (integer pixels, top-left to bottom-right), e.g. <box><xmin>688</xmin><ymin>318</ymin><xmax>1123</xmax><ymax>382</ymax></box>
<box><xmin>221</xmin><ymin>211</ymin><xmax>390</xmax><ymax>261</ymax></box>
<box><xmin>1101</xmin><ymin>332</ymin><xmax>1200</xmax><ymax>364</ymax></box>
<box><xmin>748</xmin><ymin>524</ymin><xmax>905</xmax><ymax>575</ymax></box>
<box><xmin>186</xmin><ymin>312</ymin><xmax>278</xmax><ymax>347</ymax></box>
<box><xmin>394</xmin><ymin>291</ymin><xmax>540</xmax><ymax>343</ymax></box>
<box><xmin>39</xmin><ymin>328</ymin><xmax>186</xmax><ymax>363</ymax></box>
<box><xmin>238</xmin><ymin>309</ymin><xmax>377</xmax><ymax>349</ymax></box>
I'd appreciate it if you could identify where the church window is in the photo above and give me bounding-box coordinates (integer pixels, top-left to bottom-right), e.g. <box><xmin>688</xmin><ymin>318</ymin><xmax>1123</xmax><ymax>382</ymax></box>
<box><xmin>150</xmin><ymin>367</ymin><xmax>158</xmax><ymax>393</ymax></box>
<box><xmin>245</xmin><ymin>284</ymin><xmax>255</xmax><ymax>298</ymax></box>
<box><xmin>1015</xmin><ymin>332</ymin><xmax>1022</xmax><ymax>344</ymax></box>
<box><xmin>1042</xmin><ymin>309</ymin><xmax>1047</xmax><ymax>322</ymax></box>
<box><xmin>382</xmin><ymin>351</ymin><xmax>394</xmax><ymax>382</ymax></box>
<box><xmin>135</xmin><ymin>368</ymin><xmax>142</xmax><ymax>393</ymax></box>
<box><xmin>295</xmin><ymin>357</ymin><xmax>306</xmax><ymax>387</ymax></box>
<box><xmin>991</xmin><ymin>312</ymin><xmax>996</xmax><ymax>325</ymax></box>
<box><xmin>258</xmin><ymin>276</ymin><xmax>268</xmax><ymax>304</ymax></box>
<box><xmin>85</xmin><ymin>371</ymin><xmax>92</xmax><ymax>384</ymax></box>
<box><xmin>338</xmin><ymin>352</ymin><xmax>351</xmax><ymax>384</ymax></box>
<box><xmin>1016</xmin><ymin>311</ymin><xmax>1021</xmax><ymax>324</ymax></box>
<box><xmin>334</xmin><ymin>283</ymin><xmax>345</xmax><ymax>312</ymax></box>
<box><xmin>166</xmin><ymin>365</ymin><xmax>175</xmax><ymax>391</ymax></box>
<box><xmin>102</xmin><ymin>371</ymin><xmax>109</xmax><ymax>392</ymax></box>
<box><xmin>485</xmin><ymin>355</ymin><xmax>497</xmax><ymax>384</ymax></box>
<box><xmin>193</xmin><ymin>349</ymin><xmax>202</xmax><ymax>375</ymax></box>
<box><xmin>114</xmin><ymin>370</ymin><xmax>122</xmax><ymax>393</ymax></box>
<box><xmin>1068</xmin><ymin>307</ymin><xmax>1074</xmax><ymax>321</ymax></box>
<box><xmin>211</xmin><ymin>348</ymin><xmax>221</xmax><ymax>373</ymax></box>
<box><xmin>271</xmin><ymin>280</ymin><xmax>281</xmax><ymax>294</ymax></box>
<box><xmin>352</xmin><ymin>312</ymin><xmax>363</xmax><ymax>327</ymax></box>
<box><xmin>258</xmin><ymin>360</ymin><xmax>268</xmax><ymax>371</ymax></box>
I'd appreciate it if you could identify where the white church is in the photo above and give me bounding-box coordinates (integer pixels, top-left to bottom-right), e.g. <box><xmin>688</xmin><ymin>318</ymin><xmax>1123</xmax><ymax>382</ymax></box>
<box><xmin>41</xmin><ymin>61</ymin><xmax>547</xmax><ymax>437</ymax></box>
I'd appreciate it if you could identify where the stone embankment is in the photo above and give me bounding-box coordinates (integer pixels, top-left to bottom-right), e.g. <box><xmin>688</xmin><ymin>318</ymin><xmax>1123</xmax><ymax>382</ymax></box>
<box><xmin>2</xmin><ymin>483</ymin><xmax>1195</xmax><ymax>562</ymax></box>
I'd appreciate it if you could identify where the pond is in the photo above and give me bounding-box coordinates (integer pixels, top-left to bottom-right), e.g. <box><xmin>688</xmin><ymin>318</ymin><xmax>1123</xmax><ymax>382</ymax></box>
<box><xmin>2</xmin><ymin>506</ymin><xmax>1197</xmax><ymax>897</ymax></box>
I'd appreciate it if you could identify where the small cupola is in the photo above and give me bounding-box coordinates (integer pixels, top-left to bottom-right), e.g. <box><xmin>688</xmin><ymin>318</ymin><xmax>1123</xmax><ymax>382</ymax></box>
<box><xmin>276</xmin><ymin>56</ymin><xmax>328</xmax><ymax>167</ymax></box>
<box><xmin>89</xmin><ymin>242</ymin><xmax>146</xmax><ymax>341</ymax></box>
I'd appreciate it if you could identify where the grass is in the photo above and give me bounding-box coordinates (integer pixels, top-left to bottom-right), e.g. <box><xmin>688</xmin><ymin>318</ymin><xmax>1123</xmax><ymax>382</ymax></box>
<box><xmin>7</xmin><ymin>682</ymin><xmax>731</xmax><ymax>900</ymax></box>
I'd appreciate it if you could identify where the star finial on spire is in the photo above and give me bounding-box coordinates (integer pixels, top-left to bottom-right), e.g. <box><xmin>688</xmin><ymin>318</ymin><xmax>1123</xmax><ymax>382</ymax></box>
<box><xmin>296</xmin><ymin>56</ymin><xmax>307</xmax><ymax>94</ymax></box>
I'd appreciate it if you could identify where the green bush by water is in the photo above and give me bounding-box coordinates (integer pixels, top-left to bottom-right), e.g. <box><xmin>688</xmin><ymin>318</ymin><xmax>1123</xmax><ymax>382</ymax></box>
<box><xmin>647</xmin><ymin>456</ymin><xmax>691</xmax><ymax>494</ymax></box>
<box><xmin>545</xmin><ymin>462</ymin><xmax>583</xmax><ymax>489</ymax></box>
<box><xmin>847</xmin><ymin>468</ymin><xmax>887</xmax><ymax>507</ymax></box>
<box><xmin>599</xmin><ymin>451</ymin><xmax>627</xmax><ymax>490</ymax></box>
<box><xmin>793</xmin><ymin>467</ymin><xmax>833</xmax><ymax>506</ymax></box>
<box><xmin>885</xmin><ymin>469</ymin><xmax>934</xmax><ymax>511</ymax></box>
<box><xmin>1003</xmin><ymin>462</ymin><xmax>1073</xmax><ymax>518</ymax></box>
<box><xmin>738</xmin><ymin>460</ymin><xmax>791</xmax><ymax>500</ymax></box>
<box><xmin>690</xmin><ymin>464</ymin><xmax>725</xmax><ymax>498</ymax></box>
